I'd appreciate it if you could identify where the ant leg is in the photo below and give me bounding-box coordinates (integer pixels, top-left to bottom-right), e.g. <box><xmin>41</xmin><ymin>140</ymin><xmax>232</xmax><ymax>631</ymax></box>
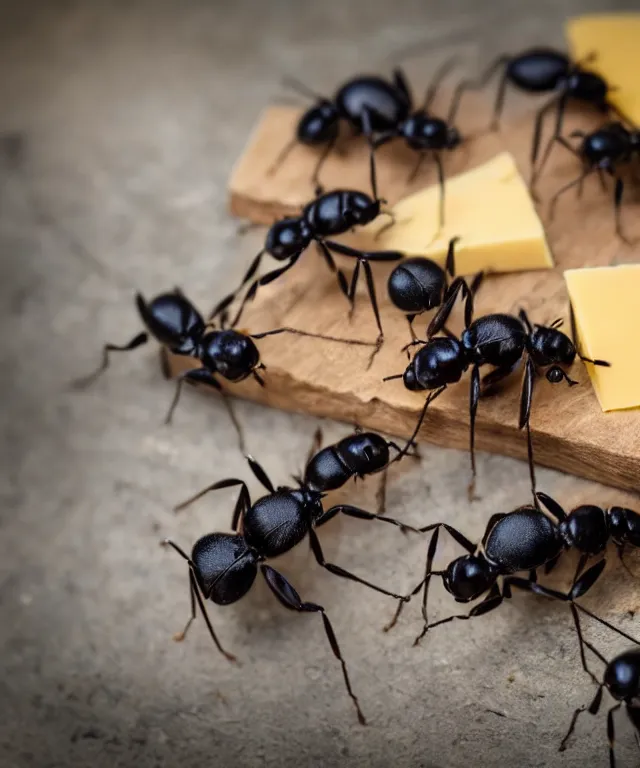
<box><xmin>407</xmin><ymin>151</ymin><xmax>427</xmax><ymax>184</ymax></box>
<box><xmin>165</xmin><ymin>368</ymin><xmax>246</xmax><ymax>452</ymax></box>
<box><xmin>266</xmin><ymin>138</ymin><xmax>298</xmax><ymax>178</ymax></box>
<box><xmin>427</xmin><ymin>275</ymin><xmax>468</xmax><ymax>337</ymax></box>
<box><xmin>519</xmin><ymin>357</ymin><xmax>537</xmax><ymax>501</ymax></box>
<box><xmin>447</xmin><ymin>55</ymin><xmax>510</xmax><ymax>126</ymax></box>
<box><xmin>392</xmin><ymin>67</ymin><xmax>413</xmax><ymax>105</ymax></box>
<box><xmin>311</xmin><ymin>134</ymin><xmax>338</xmax><ymax>195</ymax></box>
<box><xmin>230</xmin><ymin>254</ymin><xmax>301</xmax><ymax>328</ymax></box>
<box><xmin>394</xmin><ymin>386</ymin><xmax>447</xmax><ymax>460</ymax></box>
<box><xmin>347</xmin><ymin>259</ymin><xmax>361</xmax><ymax>317</ymax></box>
<box><xmin>549</xmin><ymin>168</ymin><xmax>595</xmax><ymax>221</ymax></box>
<box><xmin>531</xmin><ymin>92</ymin><xmax>568</xmax><ymax>188</ymax></box>
<box><xmin>433</xmin><ymin>152</ymin><xmax>446</xmax><ymax>230</ymax></box>
<box><xmin>536</xmin><ymin>491</ymin><xmax>568</xmax><ymax>523</ymax></box>
<box><xmin>422</xmin><ymin>55</ymin><xmax>460</xmax><ymax>112</ymax></box>
<box><xmin>414</xmin><ymin>583</ymin><xmax>505</xmax><ymax>645</ymax></box>
<box><xmin>444</xmin><ymin>235</ymin><xmax>457</xmax><ymax>278</ymax></box>
<box><xmin>468</xmin><ymin>364</ymin><xmax>481</xmax><ymax>501</ymax></box>
<box><xmin>607</xmin><ymin>703</ymin><xmax>623</xmax><ymax>767</ymax></box>
<box><xmin>308</xmin><ymin>528</ymin><xmax>409</xmax><ymax>601</ymax></box>
<box><xmin>316</xmin><ymin>503</ymin><xmax>417</xmax><ymax>534</ymax></box>
<box><xmin>315</xmin><ymin>240</ymin><xmax>350</xmax><ymax>301</ymax></box>
<box><xmin>71</xmin><ymin>331</ymin><xmax>149</xmax><ymax>389</ymax></box>
<box><xmin>489</xmin><ymin>69</ymin><xmax>510</xmax><ymax>130</ymax></box>
<box><xmin>251</xmin><ymin>327</ymin><xmax>375</xmax><ymax>349</ymax></box>
<box><xmin>245</xmin><ymin>454</ymin><xmax>276</xmax><ymax>493</ymax></box>
<box><xmin>173</xmin><ymin>477</ymin><xmax>251</xmax><ymax>523</ymax></box>
<box><xmin>375</xmin><ymin>465</ymin><xmax>388</xmax><ymax>517</ymax></box>
<box><xmin>161</xmin><ymin>540</ymin><xmax>236</xmax><ymax>662</ymax></box>
<box><xmin>172</xmin><ymin>570</ymin><xmax>197</xmax><ymax>642</ymax></box>
<box><xmin>406</xmin><ymin>314</ymin><xmax>419</xmax><ymax>344</ymax></box>
<box><xmin>613</xmin><ymin>176</ymin><xmax>630</xmax><ymax>243</ymax></box>
<box><xmin>530</xmin><ymin>93</ymin><xmax>561</xmax><ymax>182</ymax></box>
<box><xmin>560</xmin><ymin>686</ymin><xmax>604</xmax><ymax>752</ymax></box>
<box><xmin>261</xmin><ymin>564</ymin><xmax>366</xmax><ymax>725</ymax></box>
<box><xmin>531</xmin><ymin>134</ymin><xmax>580</xmax><ymax>190</ymax></box>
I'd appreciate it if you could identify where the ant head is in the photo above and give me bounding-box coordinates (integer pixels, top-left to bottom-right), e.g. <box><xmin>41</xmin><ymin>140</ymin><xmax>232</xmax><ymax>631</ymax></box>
<box><xmin>530</xmin><ymin>325</ymin><xmax>576</xmax><ymax>367</ymax></box>
<box><xmin>137</xmin><ymin>292</ymin><xmax>205</xmax><ymax>354</ymax></box>
<box><xmin>347</xmin><ymin>191</ymin><xmax>381</xmax><ymax>225</ymax></box>
<box><xmin>199</xmin><ymin>329</ymin><xmax>260</xmax><ymax>382</ymax></box>
<box><xmin>341</xmin><ymin>432</ymin><xmax>390</xmax><ymax>474</ymax></box>
<box><xmin>401</xmin><ymin>114</ymin><xmax>459</xmax><ymax>151</ymax></box>
<box><xmin>402</xmin><ymin>363</ymin><xmax>422</xmax><ymax>391</ymax></box>
<box><xmin>443</xmin><ymin>554</ymin><xmax>497</xmax><ymax>602</ymax></box>
<box><xmin>266</xmin><ymin>217</ymin><xmax>312</xmax><ymax>260</ymax></box>
<box><xmin>297</xmin><ymin>101</ymin><xmax>340</xmax><ymax>145</ymax></box>
<box><xmin>567</xmin><ymin>69</ymin><xmax>608</xmax><ymax>107</ymax></box>
<box><xmin>191</xmin><ymin>533</ymin><xmax>257</xmax><ymax>605</ymax></box>
<box><xmin>604</xmin><ymin>650</ymin><xmax>640</xmax><ymax>701</ymax></box>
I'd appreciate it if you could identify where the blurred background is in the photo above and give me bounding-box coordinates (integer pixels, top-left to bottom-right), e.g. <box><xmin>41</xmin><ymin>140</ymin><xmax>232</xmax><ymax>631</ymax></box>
<box><xmin>2</xmin><ymin>1</ymin><xmax>639</xmax><ymax>766</ymax></box>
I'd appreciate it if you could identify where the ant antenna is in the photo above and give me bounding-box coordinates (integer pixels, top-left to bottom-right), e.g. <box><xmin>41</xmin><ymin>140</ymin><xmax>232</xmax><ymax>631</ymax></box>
<box><xmin>281</xmin><ymin>76</ymin><xmax>327</xmax><ymax>102</ymax></box>
<box><xmin>423</xmin><ymin>55</ymin><xmax>460</xmax><ymax>112</ymax></box>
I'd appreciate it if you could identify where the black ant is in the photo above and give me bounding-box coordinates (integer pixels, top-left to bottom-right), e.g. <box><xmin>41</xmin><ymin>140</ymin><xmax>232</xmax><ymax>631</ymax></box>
<box><xmin>164</xmin><ymin>452</ymin><xmax>421</xmax><ymax>725</ymax></box>
<box><xmin>383</xmin><ymin>501</ymin><xmax>640</xmax><ymax>679</ymax></box>
<box><xmin>216</xmin><ymin>143</ymin><xmax>403</xmax><ymax>356</ymax></box>
<box><xmin>559</xmin><ymin>642</ymin><xmax>640</xmax><ymax>766</ymax></box>
<box><xmin>547</xmin><ymin>121</ymin><xmax>640</xmax><ymax>242</ymax></box>
<box><xmin>301</xmin><ymin>426</ymin><xmax>417</xmax><ymax>517</ymax></box>
<box><xmin>449</xmin><ymin>48</ymin><xmax>622</xmax><ymax>183</ymax></box>
<box><xmin>72</xmin><ymin>290</ymin><xmax>374</xmax><ymax>451</ymax></box>
<box><xmin>383</xmin><ymin>260</ymin><xmax>609</xmax><ymax>497</ymax></box>
<box><xmin>269</xmin><ymin>59</ymin><xmax>462</xmax><ymax>223</ymax></box>
<box><xmin>535</xmin><ymin>491</ymin><xmax>640</xmax><ymax>579</ymax></box>
<box><xmin>371</xmin><ymin>57</ymin><xmax>463</xmax><ymax>228</ymax></box>
<box><xmin>386</xmin><ymin>237</ymin><xmax>483</xmax><ymax>342</ymax></box>
<box><xmin>269</xmin><ymin>70</ymin><xmax>412</xmax><ymax>191</ymax></box>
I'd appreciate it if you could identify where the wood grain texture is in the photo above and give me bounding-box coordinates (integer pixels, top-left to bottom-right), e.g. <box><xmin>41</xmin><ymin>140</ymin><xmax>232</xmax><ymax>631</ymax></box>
<box><xmin>171</xmin><ymin>102</ymin><xmax>640</xmax><ymax>493</ymax></box>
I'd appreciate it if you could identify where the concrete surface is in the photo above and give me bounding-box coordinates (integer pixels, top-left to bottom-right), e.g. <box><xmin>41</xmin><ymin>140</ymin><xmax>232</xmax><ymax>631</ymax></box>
<box><xmin>2</xmin><ymin>1</ymin><xmax>640</xmax><ymax>766</ymax></box>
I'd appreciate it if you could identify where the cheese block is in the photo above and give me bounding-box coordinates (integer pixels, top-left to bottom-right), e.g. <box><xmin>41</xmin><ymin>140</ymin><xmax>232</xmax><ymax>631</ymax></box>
<box><xmin>566</xmin><ymin>14</ymin><xmax>640</xmax><ymax>126</ymax></box>
<box><xmin>565</xmin><ymin>265</ymin><xmax>640</xmax><ymax>412</ymax></box>
<box><xmin>346</xmin><ymin>152</ymin><xmax>554</xmax><ymax>275</ymax></box>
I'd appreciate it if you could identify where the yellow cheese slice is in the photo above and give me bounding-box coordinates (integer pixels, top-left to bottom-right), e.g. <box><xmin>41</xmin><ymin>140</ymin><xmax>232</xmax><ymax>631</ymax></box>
<box><xmin>350</xmin><ymin>152</ymin><xmax>553</xmax><ymax>275</ymax></box>
<box><xmin>566</xmin><ymin>14</ymin><xmax>640</xmax><ymax>126</ymax></box>
<box><xmin>565</xmin><ymin>265</ymin><xmax>640</xmax><ymax>412</ymax></box>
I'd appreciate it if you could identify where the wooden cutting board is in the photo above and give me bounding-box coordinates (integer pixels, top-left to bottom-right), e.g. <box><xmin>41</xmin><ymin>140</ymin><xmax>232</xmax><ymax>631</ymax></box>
<box><xmin>168</xmin><ymin>102</ymin><xmax>640</xmax><ymax>493</ymax></box>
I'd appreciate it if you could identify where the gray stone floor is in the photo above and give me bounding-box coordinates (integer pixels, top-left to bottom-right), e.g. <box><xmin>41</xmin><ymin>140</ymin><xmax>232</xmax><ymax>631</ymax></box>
<box><xmin>2</xmin><ymin>1</ymin><xmax>640</xmax><ymax>766</ymax></box>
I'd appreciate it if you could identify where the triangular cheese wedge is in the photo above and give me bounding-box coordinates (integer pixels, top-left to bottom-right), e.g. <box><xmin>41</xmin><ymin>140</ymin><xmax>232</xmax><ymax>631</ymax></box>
<box><xmin>566</xmin><ymin>14</ymin><xmax>640</xmax><ymax>126</ymax></box>
<box><xmin>565</xmin><ymin>265</ymin><xmax>640</xmax><ymax>412</ymax></box>
<box><xmin>349</xmin><ymin>152</ymin><xmax>553</xmax><ymax>275</ymax></box>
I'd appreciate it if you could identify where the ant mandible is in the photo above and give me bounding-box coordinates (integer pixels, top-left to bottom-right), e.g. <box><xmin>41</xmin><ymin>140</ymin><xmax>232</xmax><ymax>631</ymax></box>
<box><xmin>559</xmin><ymin>641</ymin><xmax>640</xmax><ymax>767</ymax></box>
<box><xmin>449</xmin><ymin>48</ymin><xmax>622</xmax><ymax>183</ymax></box>
<box><xmin>386</xmin><ymin>237</ymin><xmax>483</xmax><ymax>342</ymax></box>
<box><xmin>547</xmin><ymin>121</ymin><xmax>640</xmax><ymax>242</ymax></box>
<box><xmin>383</xmin><ymin>502</ymin><xmax>640</xmax><ymax>679</ymax></box>
<box><xmin>73</xmin><ymin>290</ymin><xmax>374</xmax><ymax>451</ymax></box>
<box><xmin>383</xmin><ymin>255</ymin><xmax>609</xmax><ymax>498</ymax></box>
<box><xmin>216</xmin><ymin>137</ymin><xmax>404</xmax><ymax>355</ymax></box>
<box><xmin>164</xmin><ymin>451</ymin><xmax>421</xmax><ymax>725</ymax></box>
